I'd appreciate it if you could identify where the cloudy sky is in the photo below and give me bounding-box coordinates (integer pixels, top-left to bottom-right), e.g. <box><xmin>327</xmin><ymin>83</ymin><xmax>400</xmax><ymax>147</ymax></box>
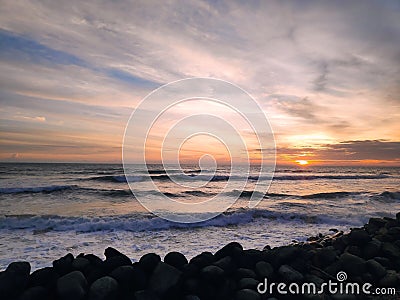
<box><xmin>0</xmin><ymin>0</ymin><xmax>399</xmax><ymax>165</ymax></box>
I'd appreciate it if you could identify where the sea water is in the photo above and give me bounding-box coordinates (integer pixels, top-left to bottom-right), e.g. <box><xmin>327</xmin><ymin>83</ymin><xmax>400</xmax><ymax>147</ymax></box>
<box><xmin>0</xmin><ymin>163</ymin><xmax>399</xmax><ymax>270</ymax></box>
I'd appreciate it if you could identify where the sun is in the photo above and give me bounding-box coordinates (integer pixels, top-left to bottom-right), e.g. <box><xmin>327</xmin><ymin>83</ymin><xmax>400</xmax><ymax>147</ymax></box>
<box><xmin>295</xmin><ymin>160</ymin><xmax>309</xmax><ymax>166</ymax></box>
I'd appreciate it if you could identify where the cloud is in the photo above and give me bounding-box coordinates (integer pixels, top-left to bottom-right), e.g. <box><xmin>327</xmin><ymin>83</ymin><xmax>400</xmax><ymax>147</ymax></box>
<box><xmin>0</xmin><ymin>0</ymin><xmax>399</xmax><ymax>162</ymax></box>
<box><xmin>277</xmin><ymin>140</ymin><xmax>400</xmax><ymax>163</ymax></box>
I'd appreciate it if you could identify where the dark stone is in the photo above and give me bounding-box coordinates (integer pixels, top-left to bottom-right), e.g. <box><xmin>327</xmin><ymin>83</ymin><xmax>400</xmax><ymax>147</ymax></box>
<box><xmin>110</xmin><ymin>264</ymin><xmax>146</xmax><ymax>293</ymax></box>
<box><xmin>104</xmin><ymin>247</ymin><xmax>125</xmax><ymax>259</ymax></box>
<box><xmin>255</xmin><ymin>261</ymin><xmax>274</xmax><ymax>279</ymax></box>
<box><xmin>57</xmin><ymin>270</ymin><xmax>87</xmax><ymax>300</ymax></box>
<box><xmin>53</xmin><ymin>253</ymin><xmax>74</xmax><ymax>276</ymax></box>
<box><xmin>238</xmin><ymin>277</ymin><xmax>259</xmax><ymax>290</ymax></box>
<box><xmin>396</xmin><ymin>212</ymin><xmax>400</xmax><ymax>222</ymax></box>
<box><xmin>238</xmin><ymin>249</ymin><xmax>265</xmax><ymax>269</ymax></box>
<box><xmin>362</xmin><ymin>239</ymin><xmax>381</xmax><ymax>259</ymax></box>
<box><xmin>235</xmin><ymin>288</ymin><xmax>261</xmax><ymax>300</ymax></box>
<box><xmin>213</xmin><ymin>256</ymin><xmax>236</xmax><ymax>274</ymax></box>
<box><xmin>84</xmin><ymin>254</ymin><xmax>103</xmax><ymax>266</ymax></box>
<box><xmin>181</xmin><ymin>263</ymin><xmax>199</xmax><ymax>279</ymax></box>
<box><xmin>86</xmin><ymin>267</ymin><xmax>107</xmax><ymax>285</ymax></box>
<box><xmin>182</xmin><ymin>278</ymin><xmax>201</xmax><ymax>295</ymax></box>
<box><xmin>278</xmin><ymin>264</ymin><xmax>304</xmax><ymax>282</ymax></box>
<box><xmin>384</xmin><ymin>217</ymin><xmax>398</xmax><ymax>228</ymax></box>
<box><xmin>381</xmin><ymin>242</ymin><xmax>400</xmax><ymax>259</ymax></box>
<box><xmin>369</xmin><ymin>218</ymin><xmax>387</xmax><ymax>229</ymax></box>
<box><xmin>134</xmin><ymin>289</ymin><xmax>160</xmax><ymax>300</ymax></box>
<box><xmin>312</xmin><ymin>247</ymin><xmax>337</xmax><ymax>268</ymax></box>
<box><xmin>235</xmin><ymin>268</ymin><xmax>257</xmax><ymax>280</ymax></box>
<box><xmin>19</xmin><ymin>286</ymin><xmax>49</xmax><ymax>300</ymax></box>
<box><xmin>89</xmin><ymin>276</ymin><xmax>119</xmax><ymax>300</ymax></box>
<box><xmin>273</xmin><ymin>246</ymin><xmax>299</xmax><ymax>267</ymax></box>
<box><xmin>104</xmin><ymin>255</ymin><xmax>132</xmax><ymax>273</ymax></box>
<box><xmin>0</xmin><ymin>261</ymin><xmax>31</xmax><ymax>298</ymax></box>
<box><xmin>366</xmin><ymin>259</ymin><xmax>386</xmax><ymax>280</ymax></box>
<box><xmin>348</xmin><ymin>229</ymin><xmax>371</xmax><ymax>245</ymax></box>
<box><xmin>338</xmin><ymin>253</ymin><xmax>366</xmax><ymax>276</ymax></box>
<box><xmin>345</xmin><ymin>245</ymin><xmax>361</xmax><ymax>257</ymax></box>
<box><xmin>139</xmin><ymin>253</ymin><xmax>161</xmax><ymax>275</ymax></box>
<box><xmin>378</xmin><ymin>270</ymin><xmax>399</xmax><ymax>287</ymax></box>
<box><xmin>373</xmin><ymin>257</ymin><xmax>391</xmax><ymax>268</ymax></box>
<box><xmin>332</xmin><ymin>236</ymin><xmax>347</xmax><ymax>252</ymax></box>
<box><xmin>215</xmin><ymin>242</ymin><xmax>243</xmax><ymax>260</ymax></box>
<box><xmin>184</xmin><ymin>295</ymin><xmax>201</xmax><ymax>300</ymax></box>
<box><xmin>72</xmin><ymin>257</ymin><xmax>90</xmax><ymax>271</ymax></box>
<box><xmin>190</xmin><ymin>252</ymin><xmax>215</xmax><ymax>269</ymax></box>
<box><xmin>29</xmin><ymin>267</ymin><xmax>59</xmax><ymax>290</ymax></box>
<box><xmin>149</xmin><ymin>262</ymin><xmax>181</xmax><ymax>296</ymax></box>
<box><xmin>164</xmin><ymin>251</ymin><xmax>188</xmax><ymax>270</ymax></box>
<box><xmin>387</xmin><ymin>226</ymin><xmax>400</xmax><ymax>237</ymax></box>
<box><xmin>200</xmin><ymin>265</ymin><xmax>225</xmax><ymax>285</ymax></box>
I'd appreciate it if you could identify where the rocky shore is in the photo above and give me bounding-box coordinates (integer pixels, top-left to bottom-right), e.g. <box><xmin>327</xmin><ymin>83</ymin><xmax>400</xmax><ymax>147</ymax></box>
<box><xmin>1</xmin><ymin>213</ymin><xmax>399</xmax><ymax>300</ymax></box>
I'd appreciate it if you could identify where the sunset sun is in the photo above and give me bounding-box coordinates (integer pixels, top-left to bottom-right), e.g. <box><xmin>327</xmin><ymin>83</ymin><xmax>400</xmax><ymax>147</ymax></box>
<box><xmin>295</xmin><ymin>160</ymin><xmax>309</xmax><ymax>166</ymax></box>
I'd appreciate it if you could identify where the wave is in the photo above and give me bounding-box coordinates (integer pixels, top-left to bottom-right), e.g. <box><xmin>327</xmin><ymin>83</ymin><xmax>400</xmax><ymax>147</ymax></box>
<box><xmin>371</xmin><ymin>191</ymin><xmax>400</xmax><ymax>202</ymax></box>
<box><xmin>0</xmin><ymin>185</ymin><xmax>76</xmax><ymax>194</ymax></box>
<box><xmin>0</xmin><ymin>209</ymin><xmax>364</xmax><ymax>233</ymax></box>
<box><xmin>273</xmin><ymin>174</ymin><xmax>389</xmax><ymax>180</ymax></box>
<box><xmin>85</xmin><ymin>173</ymin><xmax>389</xmax><ymax>183</ymax></box>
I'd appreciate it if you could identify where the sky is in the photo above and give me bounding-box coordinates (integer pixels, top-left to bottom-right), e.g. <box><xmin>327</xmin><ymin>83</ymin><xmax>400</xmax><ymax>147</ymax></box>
<box><xmin>0</xmin><ymin>0</ymin><xmax>399</xmax><ymax>166</ymax></box>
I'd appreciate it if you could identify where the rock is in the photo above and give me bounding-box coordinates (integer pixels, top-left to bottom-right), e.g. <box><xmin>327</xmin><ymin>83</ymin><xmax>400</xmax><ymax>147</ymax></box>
<box><xmin>190</xmin><ymin>252</ymin><xmax>215</xmax><ymax>269</ymax></box>
<box><xmin>185</xmin><ymin>295</ymin><xmax>201</xmax><ymax>300</ymax></box>
<box><xmin>255</xmin><ymin>261</ymin><xmax>274</xmax><ymax>279</ymax></box>
<box><xmin>86</xmin><ymin>267</ymin><xmax>107</xmax><ymax>285</ymax></box>
<box><xmin>378</xmin><ymin>270</ymin><xmax>399</xmax><ymax>287</ymax></box>
<box><xmin>382</xmin><ymin>242</ymin><xmax>400</xmax><ymax>259</ymax></box>
<box><xmin>72</xmin><ymin>257</ymin><xmax>90</xmax><ymax>271</ymax></box>
<box><xmin>200</xmin><ymin>265</ymin><xmax>225</xmax><ymax>285</ymax></box>
<box><xmin>215</xmin><ymin>242</ymin><xmax>243</xmax><ymax>260</ymax></box>
<box><xmin>348</xmin><ymin>229</ymin><xmax>371</xmax><ymax>245</ymax></box>
<box><xmin>110</xmin><ymin>264</ymin><xmax>146</xmax><ymax>292</ymax></box>
<box><xmin>373</xmin><ymin>256</ymin><xmax>391</xmax><ymax>268</ymax></box>
<box><xmin>139</xmin><ymin>253</ymin><xmax>161</xmax><ymax>275</ymax></box>
<box><xmin>214</xmin><ymin>256</ymin><xmax>236</xmax><ymax>274</ymax></box>
<box><xmin>396</xmin><ymin>212</ymin><xmax>400</xmax><ymax>222</ymax></box>
<box><xmin>369</xmin><ymin>217</ymin><xmax>387</xmax><ymax>229</ymax></box>
<box><xmin>312</xmin><ymin>247</ymin><xmax>337</xmax><ymax>268</ymax></box>
<box><xmin>164</xmin><ymin>252</ymin><xmax>188</xmax><ymax>270</ymax></box>
<box><xmin>53</xmin><ymin>253</ymin><xmax>74</xmax><ymax>276</ymax></box>
<box><xmin>0</xmin><ymin>261</ymin><xmax>31</xmax><ymax>298</ymax></box>
<box><xmin>19</xmin><ymin>286</ymin><xmax>49</xmax><ymax>300</ymax></box>
<box><xmin>346</xmin><ymin>245</ymin><xmax>361</xmax><ymax>257</ymax></box>
<box><xmin>134</xmin><ymin>289</ymin><xmax>160</xmax><ymax>300</ymax></box>
<box><xmin>278</xmin><ymin>264</ymin><xmax>303</xmax><ymax>282</ymax></box>
<box><xmin>362</xmin><ymin>239</ymin><xmax>381</xmax><ymax>259</ymax></box>
<box><xmin>273</xmin><ymin>246</ymin><xmax>299</xmax><ymax>267</ymax></box>
<box><xmin>238</xmin><ymin>249</ymin><xmax>265</xmax><ymax>269</ymax></box>
<box><xmin>332</xmin><ymin>236</ymin><xmax>347</xmax><ymax>252</ymax></box>
<box><xmin>366</xmin><ymin>259</ymin><xmax>387</xmax><ymax>280</ymax></box>
<box><xmin>29</xmin><ymin>267</ymin><xmax>59</xmax><ymax>290</ymax></box>
<box><xmin>149</xmin><ymin>262</ymin><xmax>181</xmax><ymax>296</ymax></box>
<box><xmin>89</xmin><ymin>276</ymin><xmax>119</xmax><ymax>300</ymax></box>
<box><xmin>387</xmin><ymin>226</ymin><xmax>400</xmax><ymax>237</ymax></box>
<box><xmin>238</xmin><ymin>277</ymin><xmax>259</xmax><ymax>290</ymax></box>
<box><xmin>235</xmin><ymin>268</ymin><xmax>257</xmax><ymax>280</ymax></box>
<box><xmin>104</xmin><ymin>247</ymin><xmax>125</xmax><ymax>259</ymax></box>
<box><xmin>84</xmin><ymin>254</ymin><xmax>103</xmax><ymax>266</ymax></box>
<box><xmin>235</xmin><ymin>288</ymin><xmax>261</xmax><ymax>300</ymax></box>
<box><xmin>104</xmin><ymin>255</ymin><xmax>132</xmax><ymax>272</ymax></box>
<box><xmin>57</xmin><ymin>270</ymin><xmax>87</xmax><ymax>300</ymax></box>
<box><xmin>338</xmin><ymin>253</ymin><xmax>366</xmax><ymax>276</ymax></box>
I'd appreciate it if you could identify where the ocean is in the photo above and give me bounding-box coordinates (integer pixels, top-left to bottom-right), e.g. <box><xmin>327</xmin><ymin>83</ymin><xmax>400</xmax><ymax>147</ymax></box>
<box><xmin>0</xmin><ymin>163</ymin><xmax>399</xmax><ymax>270</ymax></box>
